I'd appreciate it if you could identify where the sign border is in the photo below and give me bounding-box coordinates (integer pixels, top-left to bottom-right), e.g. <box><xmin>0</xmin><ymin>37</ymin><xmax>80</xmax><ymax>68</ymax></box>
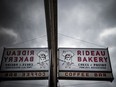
<box><xmin>58</xmin><ymin>48</ymin><xmax>113</xmax><ymax>72</ymax></box>
<box><xmin>0</xmin><ymin>48</ymin><xmax>49</xmax><ymax>80</ymax></box>
<box><xmin>0</xmin><ymin>70</ymin><xmax>48</xmax><ymax>81</ymax></box>
<box><xmin>0</xmin><ymin>47</ymin><xmax>49</xmax><ymax>71</ymax></box>
<box><xmin>58</xmin><ymin>71</ymin><xmax>114</xmax><ymax>82</ymax></box>
<box><xmin>58</xmin><ymin>48</ymin><xmax>114</xmax><ymax>82</ymax></box>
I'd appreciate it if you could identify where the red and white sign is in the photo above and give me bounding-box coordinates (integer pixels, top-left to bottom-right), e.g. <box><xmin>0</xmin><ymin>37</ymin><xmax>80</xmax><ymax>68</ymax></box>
<box><xmin>58</xmin><ymin>48</ymin><xmax>113</xmax><ymax>81</ymax></box>
<box><xmin>59</xmin><ymin>48</ymin><xmax>112</xmax><ymax>71</ymax></box>
<box><xmin>0</xmin><ymin>48</ymin><xmax>49</xmax><ymax>71</ymax></box>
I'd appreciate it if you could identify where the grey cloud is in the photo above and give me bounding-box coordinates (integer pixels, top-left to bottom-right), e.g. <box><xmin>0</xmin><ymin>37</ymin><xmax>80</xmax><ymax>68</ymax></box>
<box><xmin>58</xmin><ymin>0</ymin><xmax>111</xmax><ymax>46</ymax></box>
<box><xmin>0</xmin><ymin>0</ymin><xmax>47</xmax><ymax>48</ymax></box>
<box><xmin>0</xmin><ymin>0</ymin><xmax>45</xmax><ymax>35</ymax></box>
<box><xmin>0</xmin><ymin>27</ymin><xmax>19</xmax><ymax>46</ymax></box>
<box><xmin>0</xmin><ymin>0</ymin><xmax>47</xmax><ymax>86</ymax></box>
<box><xmin>109</xmin><ymin>47</ymin><xmax>116</xmax><ymax>68</ymax></box>
<box><xmin>58</xmin><ymin>0</ymin><xmax>116</xmax><ymax>86</ymax></box>
<box><xmin>101</xmin><ymin>0</ymin><xmax>116</xmax><ymax>28</ymax></box>
<box><xmin>102</xmin><ymin>34</ymin><xmax>116</xmax><ymax>47</ymax></box>
<box><xmin>98</xmin><ymin>28</ymin><xmax>116</xmax><ymax>47</ymax></box>
<box><xmin>10</xmin><ymin>36</ymin><xmax>47</xmax><ymax>48</ymax></box>
<box><xmin>58</xmin><ymin>0</ymin><xmax>116</xmax><ymax>47</ymax></box>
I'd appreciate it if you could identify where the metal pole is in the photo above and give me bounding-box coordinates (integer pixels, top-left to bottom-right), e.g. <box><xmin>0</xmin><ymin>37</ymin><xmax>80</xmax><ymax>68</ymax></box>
<box><xmin>44</xmin><ymin>0</ymin><xmax>57</xmax><ymax>87</ymax></box>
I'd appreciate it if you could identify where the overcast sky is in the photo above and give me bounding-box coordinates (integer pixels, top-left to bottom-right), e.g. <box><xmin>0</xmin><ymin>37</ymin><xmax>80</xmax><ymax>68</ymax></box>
<box><xmin>0</xmin><ymin>0</ymin><xmax>116</xmax><ymax>87</ymax></box>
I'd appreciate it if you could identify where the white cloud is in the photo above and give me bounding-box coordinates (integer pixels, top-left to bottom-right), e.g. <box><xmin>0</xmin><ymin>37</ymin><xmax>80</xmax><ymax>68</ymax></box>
<box><xmin>0</xmin><ymin>27</ymin><xmax>18</xmax><ymax>38</ymax></box>
<box><xmin>100</xmin><ymin>27</ymin><xmax>116</xmax><ymax>39</ymax></box>
<box><xmin>0</xmin><ymin>27</ymin><xmax>21</xmax><ymax>47</ymax></box>
<box><xmin>98</xmin><ymin>27</ymin><xmax>116</xmax><ymax>47</ymax></box>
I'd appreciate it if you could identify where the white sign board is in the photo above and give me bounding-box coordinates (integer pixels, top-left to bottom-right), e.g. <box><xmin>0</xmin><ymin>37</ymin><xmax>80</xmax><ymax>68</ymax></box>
<box><xmin>0</xmin><ymin>48</ymin><xmax>49</xmax><ymax>71</ymax></box>
<box><xmin>59</xmin><ymin>48</ymin><xmax>112</xmax><ymax>71</ymax></box>
<box><xmin>58</xmin><ymin>48</ymin><xmax>113</xmax><ymax>81</ymax></box>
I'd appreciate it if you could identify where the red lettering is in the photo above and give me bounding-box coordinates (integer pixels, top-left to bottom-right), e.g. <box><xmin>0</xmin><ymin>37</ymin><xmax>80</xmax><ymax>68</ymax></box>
<box><xmin>8</xmin><ymin>57</ymin><xmax>13</xmax><ymax>62</ymax></box>
<box><xmin>35</xmin><ymin>72</ymin><xmax>37</xmax><ymax>76</ymax></box>
<box><xmin>99</xmin><ymin>73</ymin><xmax>103</xmax><ymax>76</ymax></box>
<box><xmin>77</xmin><ymin>57</ymin><xmax>107</xmax><ymax>62</ymax></box>
<box><xmin>94</xmin><ymin>73</ymin><xmax>106</xmax><ymax>77</ymax></box>
<box><xmin>83</xmin><ymin>57</ymin><xmax>87</xmax><ymax>62</ymax></box>
<box><xmin>38</xmin><ymin>72</ymin><xmax>41</xmax><ymax>76</ymax></box>
<box><xmin>6</xmin><ymin>50</ymin><xmax>35</xmax><ymax>56</ymax></box>
<box><xmin>14</xmin><ymin>57</ymin><xmax>18</xmax><ymax>62</ymax></box>
<box><xmin>91</xmin><ymin>51</ymin><xmax>94</xmax><ymax>56</ymax></box>
<box><xmin>104</xmin><ymin>57</ymin><xmax>107</xmax><ymax>62</ymax></box>
<box><xmin>73</xmin><ymin>72</ymin><xmax>76</xmax><ymax>76</ymax></box>
<box><xmin>24</xmin><ymin>57</ymin><xmax>29</xmax><ymax>62</ymax></box>
<box><xmin>17</xmin><ymin>51</ymin><xmax>21</xmax><ymax>56</ymax></box>
<box><xmin>78</xmin><ymin>57</ymin><xmax>81</xmax><ymax>62</ymax></box>
<box><xmin>27</xmin><ymin>72</ymin><xmax>29</xmax><ymax>76</ymax></box>
<box><xmin>27</xmin><ymin>50</ymin><xmax>29</xmax><ymax>55</ymax></box>
<box><xmin>82</xmin><ymin>72</ymin><xmax>84</xmax><ymax>76</ymax></box>
<box><xmin>94</xmin><ymin>57</ymin><xmax>98</xmax><ymax>62</ymax></box>
<box><xmin>101</xmin><ymin>51</ymin><xmax>105</xmax><ymax>56</ymax></box>
<box><xmin>19</xmin><ymin>57</ymin><xmax>23</xmax><ymax>62</ymax></box>
<box><xmin>77</xmin><ymin>72</ymin><xmax>80</xmax><ymax>76</ymax></box>
<box><xmin>4</xmin><ymin>57</ymin><xmax>8</xmax><ymax>62</ymax></box>
<box><xmin>31</xmin><ymin>72</ymin><xmax>34</xmax><ymax>76</ymax></box>
<box><xmin>65</xmin><ymin>72</ymin><xmax>68</xmax><ymax>76</ymax></box>
<box><xmin>43</xmin><ymin>72</ymin><xmax>45</xmax><ymax>76</ymax></box>
<box><xmin>30</xmin><ymin>57</ymin><xmax>34</xmax><ymax>62</ymax></box>
<box><xmin>22</xmin><ymin>73</ymin><xmax>25</xmax><ymax>76</ymax></box>
<box><xmin>86</xmin><ymin>73</ymin><xmax>89</xmax><ymax>76</ymax></box>
<box><xmin>12</xmin><ymin>51</ymin><xmax>16</xmax><ymax>56</ymax></box>
<box><xmin>82</xmin><ymin>51</ymin><xmax>84</xmax><ymax>55</ymax></box>
<box><xmin>103</xmin><ymin>73</ymin><xmax>106</xmax><ymax>77</ymax></box>
<box><xmin>88</xmin><ymin>57</ymin><xmax>93</xmax><ymax>62</ymax></box>
<box><xmin>77</xmin><ymin>50</ymin><xmax>105</xmax><ymax>56</ymax></box>
<box><xmin>99</xmin><ymin>57</ymin><xmax>103</xmax><ymax>62</ymax></box>
<box><xmin>94</xmin><ymin>73</ymin><xmax>97</xmax><ymax>77</ymax></box>
<box><xmin>6</xmin><ymin>51</ymin><xmax>11</xmax><ymax>56</ymax></box>
<box><xmin>69</xmin><ymin>72</ymin><xmax>72</xmax><ymax>76</ymax></box>
<box><xmin>22</xmin><ymin>50</ymin><xmax>26</xmax><ymax>55</ymax></box>
<box><xmin>64</xmin><ymin>72</ymin><xmax>89</xmax><ymax>77</ymax></box>
<box><xmin>77</xmin><ymin>50</ymin><xmax>81</xmax><ymax>55</ymax></box>
<box><xmin>86</xmin><ymin>51</ymin><xmax>89</xmax><ymax>55</ymax></box>
<box><xmin>96</xmin><ymin>51</ymin><xmax>100</xmax><ymax>56</ymax></box>
<box><xmin>30</xmin><ymin>50</ymin><xmax>34</xmax><ymax>55</ymax></box>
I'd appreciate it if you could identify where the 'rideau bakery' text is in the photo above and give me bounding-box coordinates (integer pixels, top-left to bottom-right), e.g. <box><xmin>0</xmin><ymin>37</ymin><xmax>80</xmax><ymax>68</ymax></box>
<box><xmin>4</xmin><ymin>50</ymin><xmax>34</xmax><ymax>62</ymax></box>
<box><xmin>77</xmin><ymin>50</ymin><xmax>108</xmax><ymax>62</ymax></box>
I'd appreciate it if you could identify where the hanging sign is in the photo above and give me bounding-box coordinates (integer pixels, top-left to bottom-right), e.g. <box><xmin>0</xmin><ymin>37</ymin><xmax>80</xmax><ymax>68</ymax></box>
<box><xmin>0</xmin><ymin>48</ymin><xmax>49</xmax><ymax>80</ymax></box>
<box><xmin>58</xmin><ymin>48</ymin><xmax>114</xmax><ymax>81</ymax></box>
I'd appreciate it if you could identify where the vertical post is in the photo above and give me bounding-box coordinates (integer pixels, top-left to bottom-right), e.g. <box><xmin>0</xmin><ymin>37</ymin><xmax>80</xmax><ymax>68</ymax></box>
<box><xmin>44</xmin><ymin>0</ymin><xmax>57</xmax><ymax>87</ymax></box>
